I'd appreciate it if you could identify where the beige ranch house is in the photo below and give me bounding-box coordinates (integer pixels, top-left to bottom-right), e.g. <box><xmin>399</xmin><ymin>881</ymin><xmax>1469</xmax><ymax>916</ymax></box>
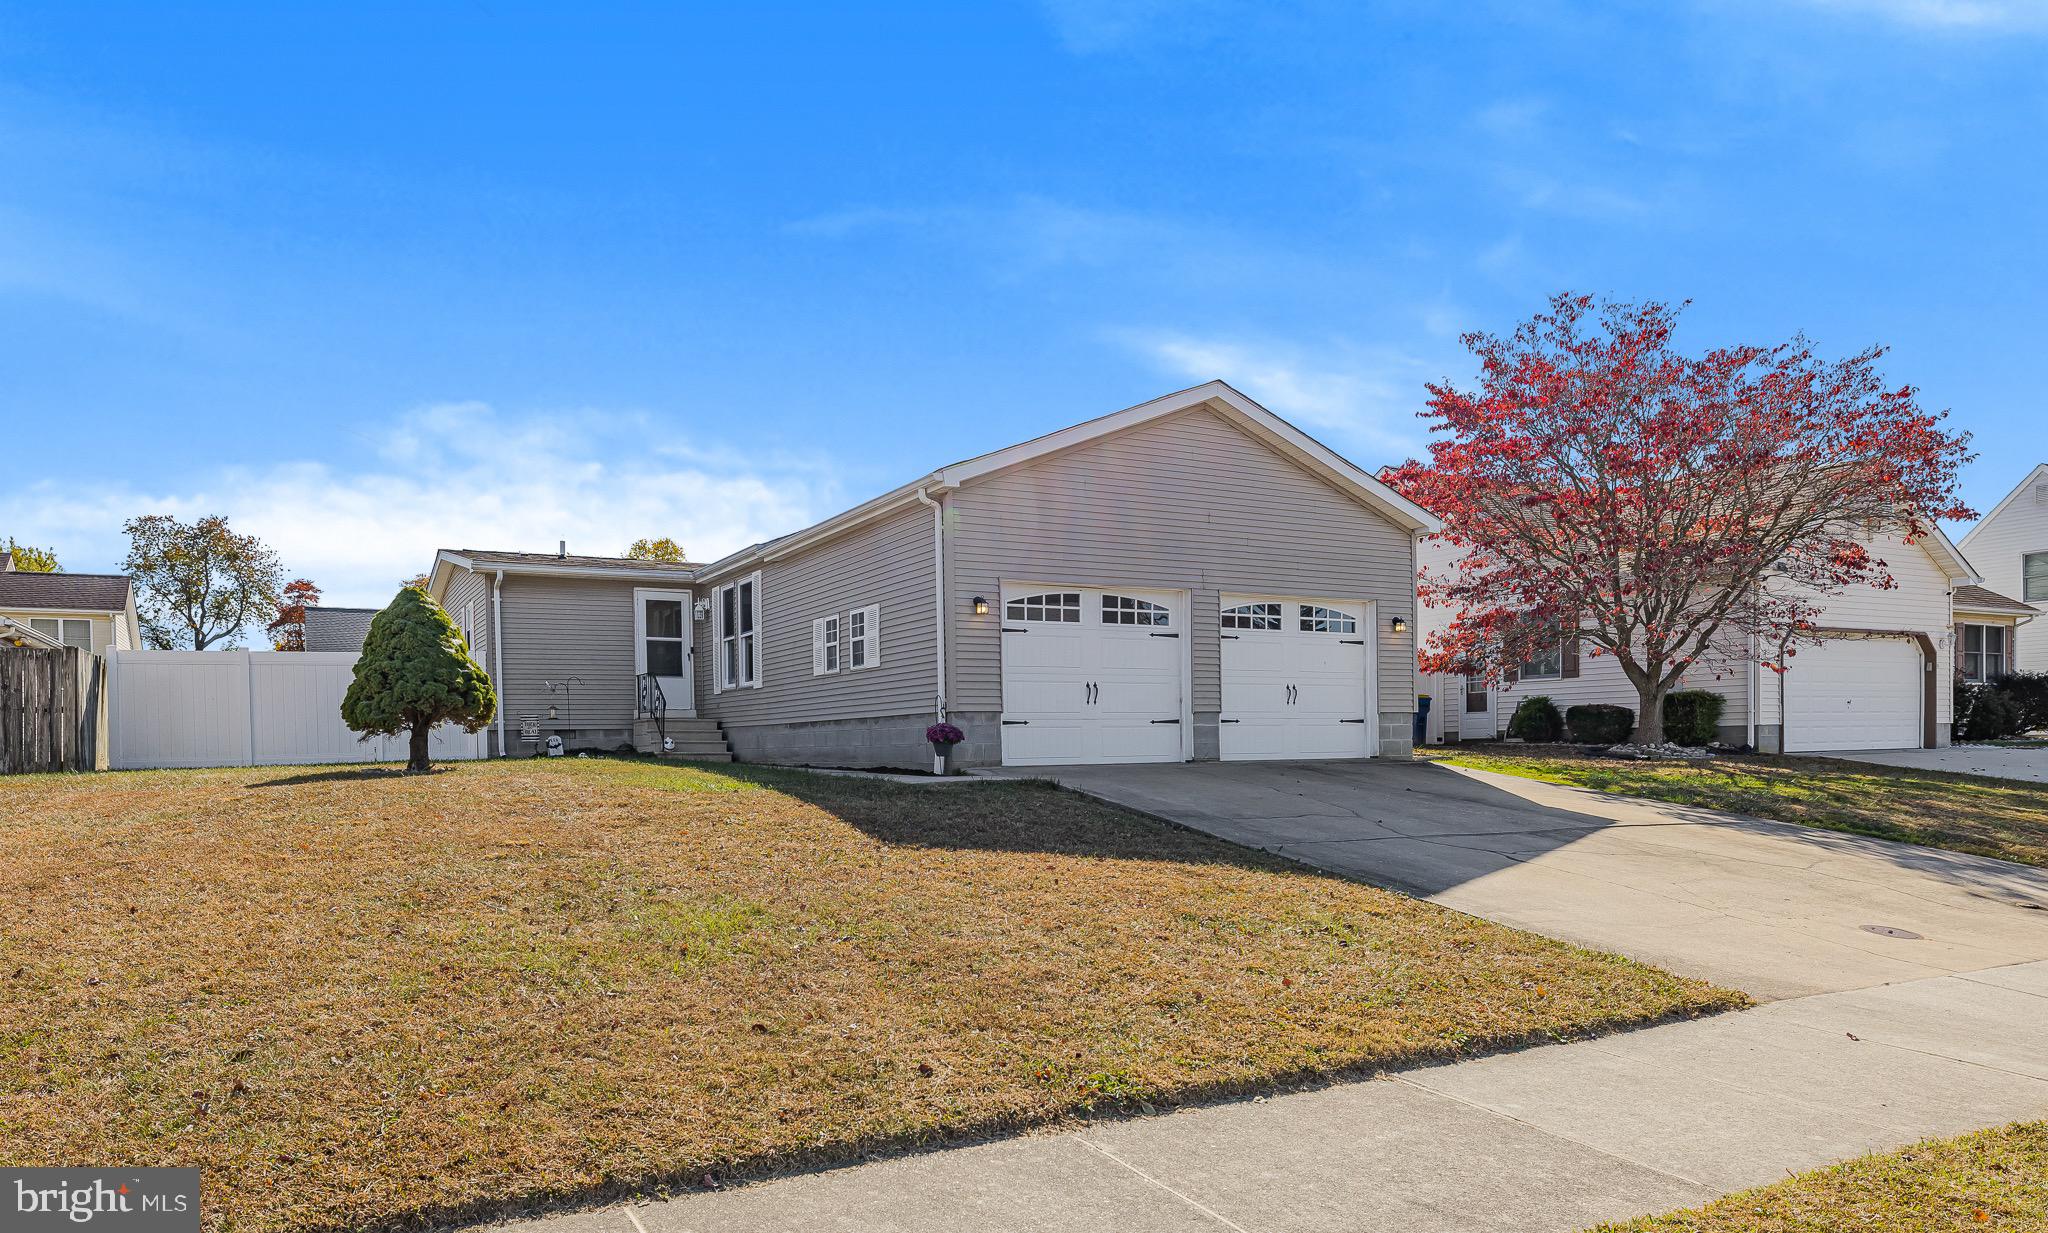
<box><xmin>426</xmin><ymin>382</ymin><xmax>1440</xmax><ymax>770</ymax></box>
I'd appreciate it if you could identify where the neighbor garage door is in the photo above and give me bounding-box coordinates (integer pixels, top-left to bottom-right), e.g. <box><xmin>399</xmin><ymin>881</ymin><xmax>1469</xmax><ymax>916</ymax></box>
<box><xmin>999</xmin><ymin>585</ymin><xmax>1186</xmax><ymax>766</ymax></box>
<box><xmin>1783</xmin><ymin>636</ymin><xmax>1923</xmax><ymax>753</ymax></box>
<box><xmin>1219</xmin><ymin>595</ymin><xmax>1373</xmax><ymax>761</ymax></box>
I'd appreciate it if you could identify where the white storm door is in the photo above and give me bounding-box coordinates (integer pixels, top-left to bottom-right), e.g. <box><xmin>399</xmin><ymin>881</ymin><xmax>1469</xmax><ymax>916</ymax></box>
<box><xmin>1784</xmin><ymin>636</ymin><xmax>1921</xmax><ymax>752</ymax></box>
<box><xmin>1220</xmin><ymin>596</ymin><xmax>1372</xmax><ymax>761</ymax></box>
<box><xmin>634</xmin><ymin>588</ymin><xmax>695</xmax><ymax>718</ymax></box>
<box><xmin>999</xmin><ymin>585</ymin><xmax>1185</xmax><ymax>766</ymax></box>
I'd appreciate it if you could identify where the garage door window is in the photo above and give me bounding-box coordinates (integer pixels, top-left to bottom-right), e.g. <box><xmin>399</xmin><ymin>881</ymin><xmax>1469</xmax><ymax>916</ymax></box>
<box><xmin>1102</xmin><ymin>594</ymin><xmax>1170</xmax><ymax>626</ymax></box>
<box><xmin>1299</xmin><ymin>604</ymin><xmax>1356</xmax><ymax>634</ymax></box>
<box><xmin>1006</xmin><ymin>592</ymin><xmax>1081</xmax><ymax>623</ymax></box>
<box><xmin>1221</xmin><ymin>602</ymin><xmax>1281</xmax><ymax>630</ymax></box>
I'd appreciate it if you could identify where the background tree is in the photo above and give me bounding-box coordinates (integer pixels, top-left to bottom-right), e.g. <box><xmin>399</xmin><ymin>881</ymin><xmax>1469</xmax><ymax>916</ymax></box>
<box><xmin>2</xmin><ymin>537</ymin><xmax>60</xmax><ymax>572</ymax></box>
<box><xmin>268</xmin><ymin>578</ymin><xmax>323</xmax><ymax>651</ymax></box>
<box><xmin>341</xmin><ymin>586</ymin><xmax>496</xmax><ymax>772</ymax></box>
<box><xmin>400</xmin><ymin>572</ymin><xmax>430</xmax><ymax>590</ymax></box>
<box><xmin>1388</xmin><ymin>294</ymin><xmax>1973</xmax><ymax>744</ymax></box>
<box><xmin>624</xmin><ymin>536</ymin><xmax>687</xmax><ymax>563</ymax></box>
<box><xmin>122</xmin><ymin>514</ymin><xmax>285</xmax><ymax>649</ymax></box>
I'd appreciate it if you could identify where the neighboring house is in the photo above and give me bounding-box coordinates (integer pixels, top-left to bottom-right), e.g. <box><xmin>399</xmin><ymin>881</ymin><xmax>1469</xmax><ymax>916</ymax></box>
<box><xmin>0</xmin><ymin>554</ymin><xmax>142</xmax><ymax>654</ymax></box>
<box><xmin>426</xmin><ymin>381</ymin><xmax>1438</xmax><ymax>769</ymax></box>
<box><xmin>1418</xmin><ymin>523</ymin><xmax>1979</xmax><ymax>754</ymax></box>
<box><xmin>1952</xmin><ymin>584</ymin><xmax>2037</xmax><ymax>683</ymax></box>
<box><xmin>301</xmin><ymin>606</ymin><xmax>381</xmax><ymax>654</ymax></box>
<box><xmin>1958</xmin><ymin>463</ymin><xmax>2048</xmax><ymax>673</ymax></box>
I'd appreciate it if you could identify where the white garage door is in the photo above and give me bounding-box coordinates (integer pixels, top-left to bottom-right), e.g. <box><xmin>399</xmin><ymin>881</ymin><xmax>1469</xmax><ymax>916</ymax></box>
<box><xmin>1219</xmin><ymin>596</ymin><xmax>1373</xmax><ymax>761</ymax></box>
<box><xmin>1784</xmin><ymin>636</ymin><xmax>1923</xmax><ymax>753</ymax></box>
<box><xmin>999</xmin><ymin>585</ymin><xmax>1186</xmax><ymax>766</ymax></box>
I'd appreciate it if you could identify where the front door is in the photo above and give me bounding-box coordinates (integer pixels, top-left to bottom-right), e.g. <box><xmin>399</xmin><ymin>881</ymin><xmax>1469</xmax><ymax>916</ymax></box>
<box><xmin>634</xmin><ymin>588</ymin><xmax>694</xmax><ymax>718</ymax></box>
<box><xmin>999</xmin><ymin>585</ymin><xmax>1186</xmax><ymax>766</ymax></box>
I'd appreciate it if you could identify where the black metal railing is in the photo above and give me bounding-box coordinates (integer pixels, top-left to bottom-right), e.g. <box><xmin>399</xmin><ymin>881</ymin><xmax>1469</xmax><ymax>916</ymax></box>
<box><xmin>635</xmin><ymin>673</ymin><xmax>667</xmax><ymax>748</ymax></box>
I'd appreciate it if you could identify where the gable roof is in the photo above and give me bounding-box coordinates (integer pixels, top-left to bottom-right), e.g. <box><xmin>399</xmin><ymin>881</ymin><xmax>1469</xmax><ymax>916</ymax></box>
<box><xmin>0</xmin><ymin>570</ymin><xmax>132</xmax><ymax>613</ymax></box>
<box><xmin>694</xmin><ymin>381</ymin><xmax>1441</xmax><ymax>579</ymax></box>
<box><xmin>1914</xmin><ymin>522</ymin><xmax>1980</xmax><ymax>585</ymax></box>
<box><xmin>427</xmin><ymin>547</ymin><xmax>702</xmax><ymax>598</ymax></box>
<box><xmin>1959</xmin><ymin>462</ymin><xmax>2048</xmax><ymax>550</ymax></box>
<box><xmin>1953</xmin><ymin>584</ymin><xmax>2039</xmax><ymax>617</ymax></box>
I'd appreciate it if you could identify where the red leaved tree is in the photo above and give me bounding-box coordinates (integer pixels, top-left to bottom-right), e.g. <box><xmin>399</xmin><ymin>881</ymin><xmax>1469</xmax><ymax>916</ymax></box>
<box><xmin>269</xmin><ymin>578</ymin><xmax>322</xmax><ymax>652</ymax></box>
<box><xmin>1387</xmin><ymin>295</ymin><xmax>1974</xmax><ymax>744</ymax></box>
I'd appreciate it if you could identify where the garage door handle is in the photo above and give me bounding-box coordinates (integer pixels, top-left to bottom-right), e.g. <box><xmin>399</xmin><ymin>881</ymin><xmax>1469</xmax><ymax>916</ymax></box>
<box><xmin>1220</xmin><ymin>719</ymin><xmax>1240</xmax><ymax>724</ymax></box>
<box><xmin>1220</xmin><ymin>634</ymin><xmax>1239</xmax><ymax>640</ymax></box>
<box><xmin>1002</xmin><ymin>626</ymin><xmax>1029</xmax><ymax>634</ymax></box>
<box><xmin>1340</xmin><ymin>718</ymin><xmax>1366</xmax><ymax>724</ymax></box>
<box><xmin>1150</xmin><ymin>719</ymin><xmax>1181</xmax><ymax>725</ymax></box>
<box><xmin>1002</xmin><ymin>720</ymin><xmax>1029</xmax><ymax>726</ymax></box>
<box><xmin>1149</xmin><ymin>632</ymin><xmax>1179</xmax><ymax>638</ymax></box>
<box><xmin>1341</xmin><ymin>639</ymin><xmax>1365</xmax><ymax>645</ymax></box>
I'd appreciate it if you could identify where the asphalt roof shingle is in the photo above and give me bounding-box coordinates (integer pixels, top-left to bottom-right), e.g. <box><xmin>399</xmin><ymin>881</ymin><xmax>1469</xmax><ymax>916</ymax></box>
<box><xmin>0</xmin><ymin>570</ymin><xmax>131</xmax><ymax>612</ymax></box>
<box><xmin>1953</xmin><ymin>584</ymin><xmax>2040</xmax><ymax>617</ymax></box>
<box><xmin>455</xmin><ymin>549</ymin><xmax>701</xmax><ymax>573</ymax></box>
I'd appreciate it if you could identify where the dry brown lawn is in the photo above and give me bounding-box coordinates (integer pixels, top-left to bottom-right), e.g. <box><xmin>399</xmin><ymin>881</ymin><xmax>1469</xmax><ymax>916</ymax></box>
<box><xmin>1588</xmin><ymin>1121</ymin><xmax>2048</xmax><ymax>1231</ymax></box>
<box><xmin>2</xmin><ymin>756</ymin><xmax>1741</xmax><ymax>1232</ymax></box>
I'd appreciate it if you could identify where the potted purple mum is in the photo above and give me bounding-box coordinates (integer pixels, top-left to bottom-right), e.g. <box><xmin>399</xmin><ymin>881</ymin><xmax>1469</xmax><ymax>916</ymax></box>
<box><xmin>925</xmin><ymin>721</ymin><xmax>966</xmax><ymax>774</ymax></box>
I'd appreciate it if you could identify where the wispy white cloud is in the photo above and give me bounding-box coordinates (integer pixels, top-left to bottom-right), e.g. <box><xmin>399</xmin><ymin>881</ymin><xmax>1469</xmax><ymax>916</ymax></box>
<box><xmin>1115</xmin><ymin>329</ymin><xmax>1437</xmax><ymax>458</ymax></box>
<box><xmin>1788</xmin><ymin>0</ymin><xmax>2048</xmax><ymax>28</ymax></box>
<box><xmin>3</xmin><ymin>403</ymin><xmax>837</xmax><ymax>613</ymax></box>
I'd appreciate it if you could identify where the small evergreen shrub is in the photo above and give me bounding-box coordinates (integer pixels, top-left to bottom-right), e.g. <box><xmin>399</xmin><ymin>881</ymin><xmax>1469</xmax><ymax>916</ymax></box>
<box><xmin>1565</xmin><ymin>703</ymin><xmax>1635</xmax><ymax>745</ymax></box>
<box><xmin>1992</xmin><ymin>671</ymin><xmax>2048</xmax><ymax>734</ymax></box>
<box><xmin>1957</xmin><ymin>680</ymin><xmax>2028</xmax><ymax>742</ymax></box>
<box><xmin>1507</xmin><ymin>695</ymin><xmax>1564</xmax><ymax>742</ymax></box>
<box><xmin>1661</xmin><ymin>690</ymin><xmax>1726</xmax><ymax>747</ymax></box>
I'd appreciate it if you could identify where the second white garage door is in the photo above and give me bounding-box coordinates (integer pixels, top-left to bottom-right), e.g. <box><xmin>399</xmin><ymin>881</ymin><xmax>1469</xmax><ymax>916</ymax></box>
<box><xmin>1783</xmin><ymin>636</ymin><xmax>1923</xmax><ymax>753</ymax></box>
<box><xmin>1220</xmin><ymin>595</ymin><xmax>1374</xmax><ymax>761</ymax></box>
<box><xmin>999</xmin><ymin>585</ymin><xmax>1187</xmax><ymax>766</ymax></box>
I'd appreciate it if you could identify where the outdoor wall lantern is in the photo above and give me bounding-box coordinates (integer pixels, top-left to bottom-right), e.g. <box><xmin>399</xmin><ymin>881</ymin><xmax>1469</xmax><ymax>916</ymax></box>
<box><xmin>972</xmin><ymin>596</ymin><xmax>990</xmax><ymax>615</ymax></box>
<box><xmin>1390</xmin><ymin>616</ymin><xmax>1408</xmax><ymax>634</ymax></box>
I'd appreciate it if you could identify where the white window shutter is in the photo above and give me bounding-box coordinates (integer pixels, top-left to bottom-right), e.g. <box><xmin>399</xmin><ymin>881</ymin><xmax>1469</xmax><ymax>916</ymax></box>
<box><xmin>811</xmin><ymin>617</ymin><xmax>828</xmax><ymax>676</ymax></box>
<box><xmin>749</xmin><ymin>571</ymin><xmax>765</xmax><ymax>688</ymax></box>
<box><xmin>863</xmin><ymin>603</ymin><xmax>881</xmax><ymax>668</ymax></box>
<box><xmin>710</xmin><ymin>584</ymin><xmax>726</xmax><ymax>694</ymax></box>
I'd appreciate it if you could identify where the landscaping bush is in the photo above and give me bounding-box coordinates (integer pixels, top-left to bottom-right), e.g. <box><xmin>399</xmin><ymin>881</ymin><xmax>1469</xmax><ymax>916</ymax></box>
<box><xmin>1507</xmin><ymin>694</ymin><xmax>1564</xmax><ymax>742</ymax></box>
<box><xmin>1565</xmin><ymin>703</ymin><xmax>1635</xmax><ymax>744</ymax></box>
<box><xmin>1957</xmin><ymin>679</ymin><xmax>2029</xmax><ymax>742</ymax></box>
<box><xmin>1661</xmin><ymin>690</ymin><xmax>1726</xmax><ymax>747</ymax></box>
<box><xmin>1992</xmin><ymin>671</ymin><xmax>2048</xmax><ymax>734</ymax></box>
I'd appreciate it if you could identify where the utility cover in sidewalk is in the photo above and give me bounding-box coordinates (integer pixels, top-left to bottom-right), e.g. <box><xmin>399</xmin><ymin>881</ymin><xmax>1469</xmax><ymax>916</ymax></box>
<box><xmin>1860</xmin><ymin>924</ymin><xmax>1925</xmax><ymax>939</ymax></box>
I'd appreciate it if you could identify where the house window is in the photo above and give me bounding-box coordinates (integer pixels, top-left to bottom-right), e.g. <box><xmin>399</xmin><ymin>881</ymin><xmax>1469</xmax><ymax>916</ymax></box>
<box><xmin>1961</xmin><ymin>623</ymin><xmax>2008</xmax><ymax>683</ymax></box>
<box><xmin>849</xmin><ymin>605</ymin><xmax>879</xmax><ymax>668</ymax></box>
<box><xmin>1102</xmin><ymin>594</ymin><xmax>1169</xmax><ymax>626</ymax></box>
<box><xmin>644</xmin><ymin>598</ymin><xmax>685</xmax><ymax>677</ymax></box>
<box><xmin>1519</xmin><ymin>643</ymin><xmax>1565</xmax><ymax>681</ymax></box>
<box><xmin>1221</xmin><ymin>602</ymin><xmax>1281</xmax><ymax>630</ymax></box>
<box><xmin>1006</xmin><ymin>592</ymin><xmax>1080</xmax><ymax>623</ymax></box>
<box><xmin>2027</xmin><ymin>552</ymin><xmax>2048</xmax><ymax>603</ymax></box>
<box><xmin>812</xmin><ymin>614</ymin><xmax>840</xmax><ymax>675</ymax></box>
<box><xmin>29</xmin><ymin>618</ymin><xmax>92</xmax><ymax>651</ymax></box>
<box><xmin>715</xmin><ymin>574</ymin><xmax>762</xmax><ymax>689</ymax></box>
<box><xmin>1299</xmin><ymin>604</ymin><xmax>1357</xmax><ymax>634</ymax></box>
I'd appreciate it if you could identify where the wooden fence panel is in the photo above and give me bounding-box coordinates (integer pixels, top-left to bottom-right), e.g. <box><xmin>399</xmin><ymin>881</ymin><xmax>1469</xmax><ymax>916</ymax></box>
<box><xmin>0</xmin><ymin>645</ymin><xmax>104</xmax><ymax>773</ymax></box>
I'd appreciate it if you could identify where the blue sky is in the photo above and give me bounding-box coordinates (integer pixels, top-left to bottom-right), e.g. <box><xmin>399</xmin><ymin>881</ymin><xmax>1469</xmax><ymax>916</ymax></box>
<box><xmin>4</xmin><ymin>0</ymin><xmax>2044</xmax><ymax>607</ymax></box>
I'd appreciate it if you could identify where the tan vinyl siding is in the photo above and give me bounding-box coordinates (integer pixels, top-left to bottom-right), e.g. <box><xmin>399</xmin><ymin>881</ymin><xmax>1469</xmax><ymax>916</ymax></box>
<box><xmin>3</xmin><ymin>610</ymin><xmax>118</xmax><ymax>654</ymax></box>
<box><xmin>497</xmin><ymin>575</ymin><xmax>641</xmax><ymax>731</ymax></box>
<box><xmin>695</xmin><ymin>501</ymin><xmax>939</xmax><ymax>725</ymax></box>
<box><xmin>446</xmin><ymin>569</ymin><xmax>494</xmax><ymax>689</ymax></box>
<box><xmin>945</xmin><ymin>405</ymin><xmax>1418</xmax><ymax>715</ymax></box>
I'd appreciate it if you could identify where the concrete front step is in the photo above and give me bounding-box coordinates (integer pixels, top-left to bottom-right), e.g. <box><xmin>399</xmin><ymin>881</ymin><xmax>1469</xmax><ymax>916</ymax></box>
<box><xmin>633</xmin><ymin>716</ymin><xmax>736</xmax><ymax>761</ymax></box>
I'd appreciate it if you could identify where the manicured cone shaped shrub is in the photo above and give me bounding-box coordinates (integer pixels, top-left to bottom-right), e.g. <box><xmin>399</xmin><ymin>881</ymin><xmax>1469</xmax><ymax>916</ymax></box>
<box><xmin>341</xmin><ymin>586</ymin><xmax>496</xmax><ymax>772</ymax></box>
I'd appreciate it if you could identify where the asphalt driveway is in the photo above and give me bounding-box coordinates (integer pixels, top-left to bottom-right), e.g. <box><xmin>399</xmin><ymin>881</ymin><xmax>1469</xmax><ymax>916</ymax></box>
<box><xmin>982</xmin><ymin>757</ymin><xmax>2048</xmax><ymax>1001</ymax></box>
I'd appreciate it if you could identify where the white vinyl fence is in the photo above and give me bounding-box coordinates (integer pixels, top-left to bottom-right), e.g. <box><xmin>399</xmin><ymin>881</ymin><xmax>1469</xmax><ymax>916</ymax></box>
<box><xmin>108</xmin><ymin>651</ymin><xmax>486</xmax><ymax>770</ymax></box>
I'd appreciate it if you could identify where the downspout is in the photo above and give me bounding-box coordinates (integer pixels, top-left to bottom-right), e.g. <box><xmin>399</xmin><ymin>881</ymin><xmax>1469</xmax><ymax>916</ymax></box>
<box><xmin>492</xmin><ymin>570</ymin><xmax>507</xmax><ymax>758</ymax></box>
<box><xmin>1746</xmin><ymin>583</ymin><xmax>1758</xmax><ymax>751</ymax></box>
<box><xmin>914</xmin><ymin>486</ymin><xmax>946</xmax><ymax>774</ymax></box>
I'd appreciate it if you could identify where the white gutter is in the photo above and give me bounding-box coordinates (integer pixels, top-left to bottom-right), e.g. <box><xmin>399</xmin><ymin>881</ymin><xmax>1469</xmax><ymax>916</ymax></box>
<box><xmin>914</xmin><ymin>486</ymin><xmax>947</xmax><ymax>773</ymax></box>
<box><xmin>492</xmin><ymin>570</ymin><xmax>507</xmax><ymax>758</ymax></box>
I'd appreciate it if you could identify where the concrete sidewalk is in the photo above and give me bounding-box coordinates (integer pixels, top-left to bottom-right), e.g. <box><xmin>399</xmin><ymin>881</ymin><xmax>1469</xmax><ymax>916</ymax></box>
<box><xmin>1820</xmin><ymin>743</ymin><xmax>2048</xmax><ymax>784</ymax></box>
<box><xmin>499</xmin><ymin>961</ymin><xmax>2048</xmax><ymax>1233</ymax></box>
